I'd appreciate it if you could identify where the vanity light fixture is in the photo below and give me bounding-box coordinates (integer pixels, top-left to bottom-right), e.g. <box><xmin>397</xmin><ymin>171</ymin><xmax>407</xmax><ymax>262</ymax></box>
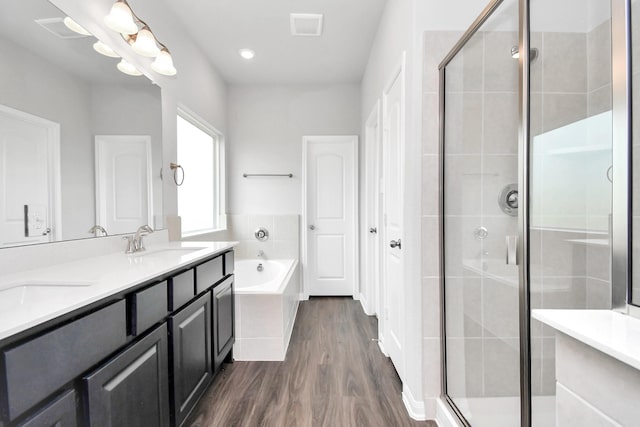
<box><xmin>116</xmin><ymin>58</ymin><xmax>142</xmax><ymax>76</ymax></box>
<box><xmin>131</xmin><ymin>26</ymin><xmax>160</xmax><ymax>57</ymax></box>
<box><xmin>63</xmin><ymin>17</ymin><xmax>92</xmax><ymax>36</ymax></box>
<box><xmin>104</xmin><ymin>0</ymin><xmax>177</xmax><ymax>76</ymax></box>
<box><xmin>93</xmin><ymin>40</ymin><xmax>120</xmax><ymax>58</ymax></box>
<box><xmin>239</xmin><ymin>48</ymin><xmax>255</xmax><ymax>60</ymax></box>
<box><xmin>151</xmin><ymin>48</ymin><xmax>177</xmax><ymax>76</ymax></box>
<box><xmin>104</xmin><ymin>0</ymin><xmax>137</xmax><ymax>35</ymax></box>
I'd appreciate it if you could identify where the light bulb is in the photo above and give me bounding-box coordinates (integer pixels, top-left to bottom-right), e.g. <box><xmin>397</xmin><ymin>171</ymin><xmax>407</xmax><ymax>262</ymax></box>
<box><xmin>131</xmin><ymin>27</ymin><xmax>160</xmax><ymax>57</ymax></box>
<box><xmin>151</xmin><ymin>49</ymin><xmax>177</xmax><ymax>76</ymax></box>
<box><xmin>239</xmin><ymin>49</ymin><xmax>255</xmax><ymax>60</ymax></box>
<box><xmin>104</xmin><ymin>0</ymin><xmax>138</xmax><ymax>35</ymax></box>
<box><xmin>93</xmin><ymin>40</ymin><xmax>120</xmax><ymax>58</ymax></box>
<box><xmin>116</xmin><ymin>59</ymin><xmax>142</xmax><ymax>76</ymax></box>
<box><xmin>63</xmin><ymin>17</ymin><xmax>91</xmax><ymax>36</ymax></box>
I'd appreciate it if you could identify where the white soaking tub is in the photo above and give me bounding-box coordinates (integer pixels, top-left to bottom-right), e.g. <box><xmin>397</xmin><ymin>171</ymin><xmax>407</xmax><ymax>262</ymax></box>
<box><xmin>233</xmin><ymin>259</ymin><xmax>300</xmax><ymax>361</ymax></box>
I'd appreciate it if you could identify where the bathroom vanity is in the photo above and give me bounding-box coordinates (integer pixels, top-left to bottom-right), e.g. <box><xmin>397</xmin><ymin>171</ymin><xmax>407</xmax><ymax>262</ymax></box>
<box><xmin>0</xmin><ymin>241</ymin><xmax>235</xmax><ymax>427</ymax></box>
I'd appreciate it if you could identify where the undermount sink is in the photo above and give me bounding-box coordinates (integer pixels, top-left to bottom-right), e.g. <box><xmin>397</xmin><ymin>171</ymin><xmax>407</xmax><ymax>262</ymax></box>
<box><xmin>0</xmin><ymin>283</ymin><xmax>92</xmax><ymax>311</ymax></box>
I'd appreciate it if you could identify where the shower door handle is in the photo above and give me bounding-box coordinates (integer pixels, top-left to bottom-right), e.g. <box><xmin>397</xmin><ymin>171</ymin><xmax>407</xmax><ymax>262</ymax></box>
<box><xmin>506</xmin><ymin>235</ymin><xmax>518</xmax><ymax>265</ymax></box>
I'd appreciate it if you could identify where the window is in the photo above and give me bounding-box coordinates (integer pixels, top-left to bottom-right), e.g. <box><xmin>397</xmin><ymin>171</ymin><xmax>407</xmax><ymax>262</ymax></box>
<box><xmin>176</xmin><ymin>109</ymin><xmax>224</xmax><ymax>236</ymax></box>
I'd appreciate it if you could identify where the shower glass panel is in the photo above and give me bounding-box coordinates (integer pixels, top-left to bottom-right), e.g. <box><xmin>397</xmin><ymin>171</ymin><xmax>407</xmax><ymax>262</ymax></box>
<box><xmin>441</xmin><ymin>0</ymin><xmax>520</xmax><ymax>425</ymax></box>
<box><xmin>632</xmin><ymin>0</ymin><xmax>640</xmax><ymax>307</ymax></box>
<box><xmin>529</xmin><ymin>0</ymin><xmax>613</xmax><ymax>425</ymax></box>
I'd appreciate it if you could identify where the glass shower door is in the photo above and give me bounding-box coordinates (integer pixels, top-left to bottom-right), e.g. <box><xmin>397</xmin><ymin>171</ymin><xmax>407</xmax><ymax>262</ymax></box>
<box><xmin>441</xmin><ymin>0</ymin><xmax>521</xmax><ymax>425</ymax></box>
<box><xmin>528</xmin><ymin>0</ymin><xmax>613</xmax><ymax>426</ymax></box>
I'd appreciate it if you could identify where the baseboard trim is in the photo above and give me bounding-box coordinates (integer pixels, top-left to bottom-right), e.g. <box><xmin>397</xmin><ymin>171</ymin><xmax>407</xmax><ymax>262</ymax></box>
<box><xmin>358</xmin><ymin>293</ymin><xmax>375</xmax><ymax>315</ymax></box>
<box><xmin>377</xmin><ymin>339</ymin><xmax>389</xmax><ymax>357</ymax></box>
<box><xmin>402</xmin><ymin>387</ymin><xmax>427</xmax><ymax>421</ymax></box>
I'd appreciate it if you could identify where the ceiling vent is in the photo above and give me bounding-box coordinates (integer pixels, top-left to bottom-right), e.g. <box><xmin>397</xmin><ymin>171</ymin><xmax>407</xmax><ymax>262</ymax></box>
<box><xmin>34</xmin><ymin>17</ymin><xmax>89</xmax><ymax>39</ymax></box>
<box><xmin>290</xmin><ymin>13</ymin><xmax>323</xmax><ymax>37</ymax></box>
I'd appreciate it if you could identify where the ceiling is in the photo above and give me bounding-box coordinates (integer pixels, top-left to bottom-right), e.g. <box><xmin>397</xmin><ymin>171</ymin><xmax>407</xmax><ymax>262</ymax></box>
<box><xmin>162</xmin><ymin>0</ymin><xmax>388</xmax><ymax>85</ymax></box>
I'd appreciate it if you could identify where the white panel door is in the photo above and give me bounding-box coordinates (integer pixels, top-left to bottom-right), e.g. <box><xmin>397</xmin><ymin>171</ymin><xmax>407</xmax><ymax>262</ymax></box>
<box><xmin>0</xmin><ymin>107</ymin><xmax>58</xmax><ymax>247</ymax></box>
<box><xmin>95</xmin><ymin>135</ymin><xmax>152</xmax><ymax>235</ymax></box>
<box><xmin>304</xmin><ymin>136</ymin><xmax>358</xmax><ymax>296</ymax></box>
<box><xmin>382</xmin><ymin>58</ymin><xmax>405</xmax><ymax>378</ymax></box>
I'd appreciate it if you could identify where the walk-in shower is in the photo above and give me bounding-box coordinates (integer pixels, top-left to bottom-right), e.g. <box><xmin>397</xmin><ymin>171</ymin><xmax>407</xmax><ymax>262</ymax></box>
<box><xmin>438</xmin><ymin>0</ymin><xmax>629</xmax><ymax>425</ymax></box>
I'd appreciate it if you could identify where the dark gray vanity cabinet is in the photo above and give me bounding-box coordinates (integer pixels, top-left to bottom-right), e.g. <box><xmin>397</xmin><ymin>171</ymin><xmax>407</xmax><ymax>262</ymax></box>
<box><xmin>18</xmin><ymin>390</ymin><xmax>77</xmax><ymax>427</ymax></box>
<box><xmin>1</xmin><ymin>301</ymin><xmax>126</xmax><ymax>423</ymax></box>
<box><xmin>169</xmin><ymin>292</ymin><xmax>212</xmax><ymax>427</ymax></box>
<box><xmin>83</xmin><ymin>323</ymin><xmax>170</xmax><ymax>427</ymax></box>
<box><xmin>212</xmin><ymin>277</ymin><xmax>234</xmax><ymax>372</ymax></box>
<box><xmin>0</xmin><ymin>249</ymin><xmax>234</xmax><ymax>427</ymax></box>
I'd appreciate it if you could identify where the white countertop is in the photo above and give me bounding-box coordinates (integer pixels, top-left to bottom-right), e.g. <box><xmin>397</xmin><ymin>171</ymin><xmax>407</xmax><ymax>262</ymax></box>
<box><xmin>532</xmin><ymin>309</ymin><xmax>640</xmax><ymax>371</ymax></box>
<box><xmin>0</xmin><ymin>241</ymin><xmax>237</xmax><ymax>342</ymax></box>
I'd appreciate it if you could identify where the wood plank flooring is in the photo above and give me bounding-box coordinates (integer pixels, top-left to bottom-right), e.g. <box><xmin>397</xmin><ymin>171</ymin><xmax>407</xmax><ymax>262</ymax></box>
<box><xmin>186</xmin><ymin>297</ymin><xmax>437</xmax><ymax>427</ymax></box>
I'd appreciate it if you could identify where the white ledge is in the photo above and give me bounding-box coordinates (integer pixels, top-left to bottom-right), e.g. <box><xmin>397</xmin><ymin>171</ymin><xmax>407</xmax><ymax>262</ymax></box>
<box><xmin>532</xmin><ymin>309</ymin><xmax>640</xmax><ymax>371</ymax></box>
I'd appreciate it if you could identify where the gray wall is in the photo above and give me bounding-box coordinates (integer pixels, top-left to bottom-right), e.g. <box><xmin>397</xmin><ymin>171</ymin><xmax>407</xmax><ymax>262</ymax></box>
<box><xmin>227</xmin><ymin>84</ymin><xmax>361</xmax><ymax>215</ymax></box>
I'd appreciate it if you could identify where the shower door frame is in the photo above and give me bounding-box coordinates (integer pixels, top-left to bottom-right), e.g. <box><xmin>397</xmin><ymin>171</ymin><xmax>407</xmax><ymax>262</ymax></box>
<box><xmin>439</xmin><ymin>0</ymin><xmax>632</xmax><ymax>426</ymax></box>
<box><xmin>437</xmin><ymin>0</ymin><xmax>532</xmax><ymax>425</ymax></box>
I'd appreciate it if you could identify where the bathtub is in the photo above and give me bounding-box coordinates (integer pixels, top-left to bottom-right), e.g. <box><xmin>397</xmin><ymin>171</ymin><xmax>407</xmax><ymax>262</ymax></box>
<box><xmin>233</xmin><ymin>259</ymin><xmax>300</xmax><ymax>361</ymax></box>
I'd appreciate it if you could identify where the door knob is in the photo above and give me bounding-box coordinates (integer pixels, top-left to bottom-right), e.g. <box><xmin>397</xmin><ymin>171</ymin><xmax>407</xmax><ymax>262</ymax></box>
<box><xmin>309</xmin><ymin>225</ymin><xmax>315</xmax><ymax>230</ymax></box>
<box><xmin>369</xmin><ymin>227</ymin><xmax>377</xmax><ymax>234</ymax></box>
<box><xmin>389</xmin><ymin>239</ymin><xmax>401</xmax><ymax>249</ymax></box>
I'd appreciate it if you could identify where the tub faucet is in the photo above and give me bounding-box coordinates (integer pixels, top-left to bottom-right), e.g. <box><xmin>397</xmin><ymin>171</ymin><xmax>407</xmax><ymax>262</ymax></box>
<box><xmin>257</xmin><ymin>250</ymin><xmax>265</xmax><ymax>259</ymax></box>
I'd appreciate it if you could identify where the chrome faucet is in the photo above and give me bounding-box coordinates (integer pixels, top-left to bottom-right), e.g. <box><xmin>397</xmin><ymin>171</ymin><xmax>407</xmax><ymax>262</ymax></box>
<box><xmin>134</xmin><ymin>225</ymin><xmax>153</xmax><ymax>252</ymax></box>
<box><xmin>88</xmin><ymin>225</ymin><xmax>108</xmax><ymax>237</ymax></box>
<box><xmin>257</xmin><ymin>250</ymin><xmax>265</xmax><ymax>259</ymax></box>
<box><xmin>123</xmin><ymin>225</ymin><xmax>154</xmax><ymax>254</ymax></box>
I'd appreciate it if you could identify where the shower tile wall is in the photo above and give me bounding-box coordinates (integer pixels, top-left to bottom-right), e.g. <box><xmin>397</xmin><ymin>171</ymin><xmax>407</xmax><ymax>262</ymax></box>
<box><xmin>227</xmin><ymin>214</ymin><xmax>299</xmax><ymax>259</ymax></box>
<box><xmin>422</xmin><ymin>30</ymin><xmax>462</xmax><ymax>405</ymax></box>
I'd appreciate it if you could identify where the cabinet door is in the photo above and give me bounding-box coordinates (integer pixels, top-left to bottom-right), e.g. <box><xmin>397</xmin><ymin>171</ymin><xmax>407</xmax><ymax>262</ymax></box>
<box><xmin>213</xmin><ymin>277</ymin><xmax>234</xmax><ymax>372</ymax></box>
<box><xmin>19</xmin><ymin>389</ymin><xmax>76</xmax><ymax>427</ymax></box>
<box><xmin>83</xmin><ymin>323</ymin><xmax>170</xmax><ymax>427</ymax></box>
<box><xmin>169</xmin><ymin>292</ymin><xmax>212</xmax><ymax>427</ymax></box>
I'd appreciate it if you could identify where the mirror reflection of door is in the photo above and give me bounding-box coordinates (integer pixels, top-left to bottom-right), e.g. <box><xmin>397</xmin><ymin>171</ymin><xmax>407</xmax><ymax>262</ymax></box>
<box><xmin>95</xmin><ymin>135</ymin><xmax>153</xmax><ymax>235</ymax></box>
<box><xmin>0</xmin><ymin>105</ymin><xmax>60</xmax><ymax>247</ymax></box>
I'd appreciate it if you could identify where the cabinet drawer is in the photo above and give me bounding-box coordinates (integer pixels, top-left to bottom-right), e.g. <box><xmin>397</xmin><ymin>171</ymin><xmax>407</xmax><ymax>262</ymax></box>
<box><xmin>129</xmin><ymin>281</ymin><xmax>169</xmax><ymax>336</ymax></box>
<box><xmin>19</xmin><ymin>389</ymin><xmax>76</xmax><ymax>427</ymax></box>
<box><xmin>1</xmin><ymin>301</ymin><xmax>126</xmax><ymax>422</ymax></box>
<box><xmin>224</xmin><ymin>251</ymin><xmax>234</xmax><ymax>275</ymax></box>
<box><xmin>196</xmin><ymin>256</ymin><xmax>223</xmax><ymax>294</ymax></box>
<box><xmin>83</xmin><ymin>323</ymin><xmax>169</xmax><ymax>427</ymax></box>
<box><xmin>169</xmin><ymin>269</ymin><xmax>195</xmax><ymax>311</ymax></box>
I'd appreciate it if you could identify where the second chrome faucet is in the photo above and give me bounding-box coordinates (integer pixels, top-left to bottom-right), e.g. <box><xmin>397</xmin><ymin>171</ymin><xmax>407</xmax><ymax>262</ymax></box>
<box><xmin>123</xmin><ymin>225</ymin><xmax>154</xmax><ymax>254</ymax></box>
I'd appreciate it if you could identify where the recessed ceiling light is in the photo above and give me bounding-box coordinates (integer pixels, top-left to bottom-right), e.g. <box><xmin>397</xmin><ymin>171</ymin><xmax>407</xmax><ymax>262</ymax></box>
<box><xmin>239</xmin><ymin>49</ymin><xmax>255</xmax><ymax>60</ymax></box>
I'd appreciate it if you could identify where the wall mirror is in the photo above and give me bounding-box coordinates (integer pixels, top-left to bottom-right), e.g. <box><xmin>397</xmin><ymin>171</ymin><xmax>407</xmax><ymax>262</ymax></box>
<box><xmin>0</xmin><ymin>0</ymin><xmax>163</xmax><ymax>248</ymax></box>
